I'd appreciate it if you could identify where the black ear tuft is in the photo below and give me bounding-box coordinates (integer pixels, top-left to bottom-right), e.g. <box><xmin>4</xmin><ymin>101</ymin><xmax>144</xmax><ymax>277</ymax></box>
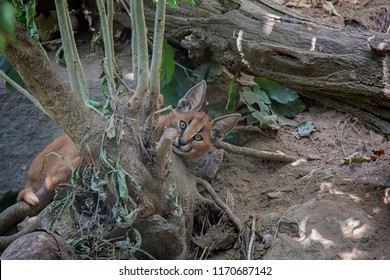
<box><xmin>176</xmin><ymin>80</ymin><xmax>206</xmax><ymax>112</ymax></box>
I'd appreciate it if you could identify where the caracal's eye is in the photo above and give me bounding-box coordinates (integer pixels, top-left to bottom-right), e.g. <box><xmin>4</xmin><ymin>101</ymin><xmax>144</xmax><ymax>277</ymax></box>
<box><xmin>179</xmin><ymin>120</ymin><xmax>187</xmax><ymax>130</ymax></box>
<box><xmin>193</xmin><ymin>134</ymin><xmax>203</xmax><ymax>141</ymax></box>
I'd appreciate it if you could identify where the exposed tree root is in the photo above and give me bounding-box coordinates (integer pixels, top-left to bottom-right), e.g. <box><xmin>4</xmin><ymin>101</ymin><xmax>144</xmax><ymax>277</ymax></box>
<box><xmin>215</xmin><ymin>140</ymin><xmax>296</xmax><ymax>163</ymax></box>
<box><xmin>196</xmin><ymin>191</ymin><xmax>220</xmax><ymax>212</ymax></box>
<box><xmin>195</xmin><ymin>177</ymin><xmax>242</xmax><ymax>232</ymax></box>
<box><xmin>0</xmin><ymin>186</ymin><xmax>54</xmax><ymax>235</ymax></box>
<box><xmin>0</xmin><ymin>216</ymin><xmax>41</xmax><ymax>251</ymax></box>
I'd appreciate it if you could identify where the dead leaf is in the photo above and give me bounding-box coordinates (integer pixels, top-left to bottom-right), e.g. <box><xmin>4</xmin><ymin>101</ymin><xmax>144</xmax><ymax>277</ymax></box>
<box><xmin>370</xmin><ymin>149</ymin><xmax>385</xmax><ymax>161</ymax></box>
<box><xmin>323</xmin><ymin>1</ymin><xmax>343</xmax><ymax>19</ymax></box>
<box><xmin>284</xmin><ymin>0</ymin><xmax>312</xmax><ymax>9</ymax></box>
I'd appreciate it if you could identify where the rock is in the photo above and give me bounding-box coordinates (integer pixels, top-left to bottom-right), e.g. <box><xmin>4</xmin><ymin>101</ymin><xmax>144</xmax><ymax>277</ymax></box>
<box><xmin>267</xmin><ymin>191</ymin><xmax>283</xmax><ymax>199</ymax></box>
<box><xmin>1</xmin><ymin>230</ymin><xmax>75</xmax><ymax>260</ymax></box>
<box><xmin>264</xmin><ymin>200</ymin><xmax>376</xmax><ymax>260</ymax></box>
<box><xmin>133</xmin><ymin>215</ymin><xmax>185</xmax><ymax>260</ymax></box>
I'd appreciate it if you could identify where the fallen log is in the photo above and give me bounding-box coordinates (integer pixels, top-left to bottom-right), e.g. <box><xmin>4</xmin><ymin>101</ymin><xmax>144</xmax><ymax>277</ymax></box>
<box><xmin>117</xmin><ymin>0</ymin><xmax>390</xmax><ymax>136</ymax></box>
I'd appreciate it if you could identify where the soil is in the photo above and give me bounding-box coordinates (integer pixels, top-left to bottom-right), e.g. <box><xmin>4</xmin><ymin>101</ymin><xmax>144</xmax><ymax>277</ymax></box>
<box><xmin>0</xmin><ymin>0</ymin><xmax>389</xmax><ymax>260</ymax></box>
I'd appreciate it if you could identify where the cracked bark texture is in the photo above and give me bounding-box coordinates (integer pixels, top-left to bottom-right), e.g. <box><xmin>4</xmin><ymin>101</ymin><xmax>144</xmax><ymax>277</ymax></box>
<box><xmin>115</xmin><ymin>0</ymin><xmax>390</xmax><ymax>136</ymax></box>
<box><xmin>3</xmin><ymin>23</ymin><xmax>199</xmax><ymax>259</ymax></box>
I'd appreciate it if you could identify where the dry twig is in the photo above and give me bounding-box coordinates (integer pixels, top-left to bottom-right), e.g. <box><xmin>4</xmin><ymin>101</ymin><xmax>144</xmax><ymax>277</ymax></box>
<box><xmin>247</xmin><ymin>215</ymin><xmax>257</xmax><ymax>260</ymax></box>
<box><xmin>215</xmin><ymin>141</ymin><xmax>296</xmax><ymax>162</ymax></box>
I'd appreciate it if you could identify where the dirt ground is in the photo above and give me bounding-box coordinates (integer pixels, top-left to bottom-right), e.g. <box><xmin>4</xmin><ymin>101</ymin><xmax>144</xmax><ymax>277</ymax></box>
<box><xmin>0</xmin><ymin>0</ymin><xmax>389</xmax><ymax>260</ymax></box>
<box><xmin>210</xmin><ymin>108</ymin><xmax>390</xmax><ymax>259</ymax></box>
<box><xmin>207</xmin><ymin>0</ymin><xmax>390</xmax><ymax>260</ymax></box>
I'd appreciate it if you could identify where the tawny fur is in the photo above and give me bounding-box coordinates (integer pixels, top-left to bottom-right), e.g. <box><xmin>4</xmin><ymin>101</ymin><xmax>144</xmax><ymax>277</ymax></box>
<box><xmin>17</xmin><ymin>134</ymin><xmax>80</xmax><ymax>205</ymax></box>
<box><xmin>18</xmin><ymin>81</ymin><xmax>239</xmax><ymax>205</ymax></box>
<box><xmin>158</xmin><ymin>111</ymin><xmax>214</xmax><ymax>160</ymax></box>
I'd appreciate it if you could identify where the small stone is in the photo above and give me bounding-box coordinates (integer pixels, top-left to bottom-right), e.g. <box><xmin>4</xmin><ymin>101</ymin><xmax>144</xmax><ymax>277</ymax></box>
<box><xmin>267</xmin><ymin>191</ymin><xmax>283</xmax><ymax>199</ymax></box>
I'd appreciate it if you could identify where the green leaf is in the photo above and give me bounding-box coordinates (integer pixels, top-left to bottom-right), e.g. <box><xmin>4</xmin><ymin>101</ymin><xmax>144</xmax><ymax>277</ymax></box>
<box><xmin>0</xmin><ymin>191</ymin><xmax>18</xmax><ymax>213</ymax></box>
<box><xmin>254</xmin><ymin>77</ymin><xmax>299</xmax><ymax>104</ymax></box>
<box><xmin>0</xmin><ymin>39</ymin><xmax>4</xmax><ymax>52</ymax></box>
<box><xmin>24</xmin><ymin>0</ymin><xmax>37</xmax><ymax>28</ymax></box>
<box><xmin>166</xmin><ymin>0</ymin><xmax>195</xmax><ymax>8</ymax></box>
<box><xmin>34</xmin><ymin>11</ymin><xmax>59</xmax><ymax>41</ymax></box>
<box><xmin>223</xmin><ymin>130</ymin><xmax>239</xmax><ymax>145</ymax></box>
<box><xmin>116</xmin><ymin>166</ymin><xmax>129</xmax><ymax>200</ymax></box>
<box><xmin>161</xmin><ymin>66</ymin><xmax>191</xmax><ymax>107</ymax></box>
<box><xmin>0</xmin><ymin>2</ymin><xmax>16</xmax><ymax>36</ymax></box>
<box><xmin>241</xmin><ymin>86</ymin><xmax>280</xmax><ymax>129</ymax></box>
<box><xmin>0</xmin><ymin>55</ymin><xmax>26</xmax><ymax>91</ymax></box>
<box><xmin>261</xmin><ymin>115</ymin><xmax>280</xmax><ymax>129</ymax></box>
<box><xmin>161</xmin><ymin>39</ymin><xmax>175</xmax><ymax>83</ymax></box>
<box><xmin>0</xmin><ymin>2</ymin><xmax>16</xmax><ymax>53</ymax></box>
<box><xmin>166</xmin><ymin>0</ymin><xmax>179</xmax><ymax>8</ymax></box>
<box><xmin>271</xmin><ymin>98</ymin><xmax>306</xmax><ymax>118</ymax></box>
<box><xmin>86</xmin><ymin>99</ymin><xmax>103</xmax><ymax>110</ymax></box>
<box><xmin>193</xmin><ymin>62</ymin><xmax>223</xmax><ymax>81</ymax></box>
<box><xmin>105</xmin><ymin>115</ymin><xmax>116</xmax><ymax>139</ymax></box>
<box><xmin>225</xmin><ymin>75</ymin><xmax>240</xmax><ymax>112</ymax></box>
<box><xmin>242</xmin><ymin>86</ymin><xmax>270</xmax><ymax>114</ymax></box>
<box><xmin>246</xmin><ymin>105</ymin><xmax>279</xmax><ymax>129</ymax></box>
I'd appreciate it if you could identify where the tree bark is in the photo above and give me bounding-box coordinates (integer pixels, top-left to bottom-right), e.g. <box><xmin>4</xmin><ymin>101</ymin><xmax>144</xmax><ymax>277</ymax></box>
<box><xmin>134</xmin><ymin>0</ymin><xmax>390</xmax><ymax>136</ymax></box>
<box><xmin>5</xmin><ymin>23</ymin><xmax>105</xmax><ymax>147</ymax></box>
<box><xmin>3</xmin><ymin>23</ymin><xmax>202</xmax><ymax>260</ymax></box>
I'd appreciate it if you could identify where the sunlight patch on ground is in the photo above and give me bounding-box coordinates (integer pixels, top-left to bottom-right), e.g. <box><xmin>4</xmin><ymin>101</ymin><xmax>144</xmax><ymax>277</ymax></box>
<box><xmin>319</xmin><ymin>182</ymin><xmax>361</xmax><ymax>202</ymax></box>
<box><xmin>294</xmin><ymin>216</ymin><xmax>337</xmax><ymax>249</ymax></box>
<box><xmin>291</xmin><ymin>158</ymin><xmax>307</xmax><ymax>166</ymax></box>
<box><xmin>339</xmin><ymin>217</ymin><xmax>372</xmax><ymax>239</ymax></box>
<box><xmin>338</xmin><ymin>248</ymin><xmax>368</xmax><ymax>260</ymax></box>
<box><xmin>372</xmin><ymin>206</ymin><xmax>382</xmax><ymax>214</ymax></box>
<box><xmin>300</xmin><ymin>228</ymin><xmax>336</xmax><ymax>249</ymax></box>
<box><xmin>294</xmin><ymin>216</ymin><xmax>309</xmax><ymax>241</ymax></box>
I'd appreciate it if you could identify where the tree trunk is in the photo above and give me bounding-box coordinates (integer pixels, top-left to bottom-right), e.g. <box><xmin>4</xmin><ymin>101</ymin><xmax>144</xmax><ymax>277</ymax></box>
<box><xmin>136</xmin><ymin>0</ymin><xmax>390</xmax><ymax>136</ymax></box>
<box><xmin>5</xmin><ymin>24</ymin><xmax>105</xmax><ymax>152</ymax></box>
<box><xmin>2</xmin><ymin>23</ymin><xmax>200</xmax><ymax>259</ymax></box>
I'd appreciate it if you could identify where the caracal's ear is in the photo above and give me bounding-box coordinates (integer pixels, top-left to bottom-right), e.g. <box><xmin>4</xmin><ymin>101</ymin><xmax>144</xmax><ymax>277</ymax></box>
<box><xmin>176</xmin><ymin>80</ymin><xmax>206</xmax><ymax>112</ymax></box>
<box><xmin>211</xmin><ymin>113</ymin><xmax>241</xmax><ymax>142</ymax></box>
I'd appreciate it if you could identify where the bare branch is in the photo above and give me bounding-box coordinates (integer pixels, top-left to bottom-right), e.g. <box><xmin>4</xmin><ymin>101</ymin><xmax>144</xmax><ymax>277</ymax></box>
<box><xmin>128</xmin><ymin>0</ymin><xmax>138</xmax><ymax>83</ymax></box>
<box><xmin>215</xmin><ymin>140</ymin><xmax>296</xmax><ymax>162</ymax></box>
<box><xmin>54</xmin><ymin>0</ymin><xmax>89</xmax><ymax>104</ymax></box>
<box><xmin>128</xmin><ymin>0</ymin><xmax>150</xmax><ymax>114</ymax></box>
<box><xmin>97</xmin><ymin>0</ymin><xmax>118</xmax><ymax>112</ymax></box>
<box><xmin>148</xmin><ymin>0</ymin><xmax>166</xmax><ymax>102</ymax></box>
<box><xmin>141</xmin><ymin>0</ymin><xmax>167</xmax><ymax>131</ymax></box>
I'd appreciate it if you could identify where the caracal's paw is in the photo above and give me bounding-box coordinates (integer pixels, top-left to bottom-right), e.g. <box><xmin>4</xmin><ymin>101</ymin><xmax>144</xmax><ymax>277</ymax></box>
<box><xmin>20</xmin><ymin>191</ymin><xmax>40</xmax><ymax>205</ymax></box>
